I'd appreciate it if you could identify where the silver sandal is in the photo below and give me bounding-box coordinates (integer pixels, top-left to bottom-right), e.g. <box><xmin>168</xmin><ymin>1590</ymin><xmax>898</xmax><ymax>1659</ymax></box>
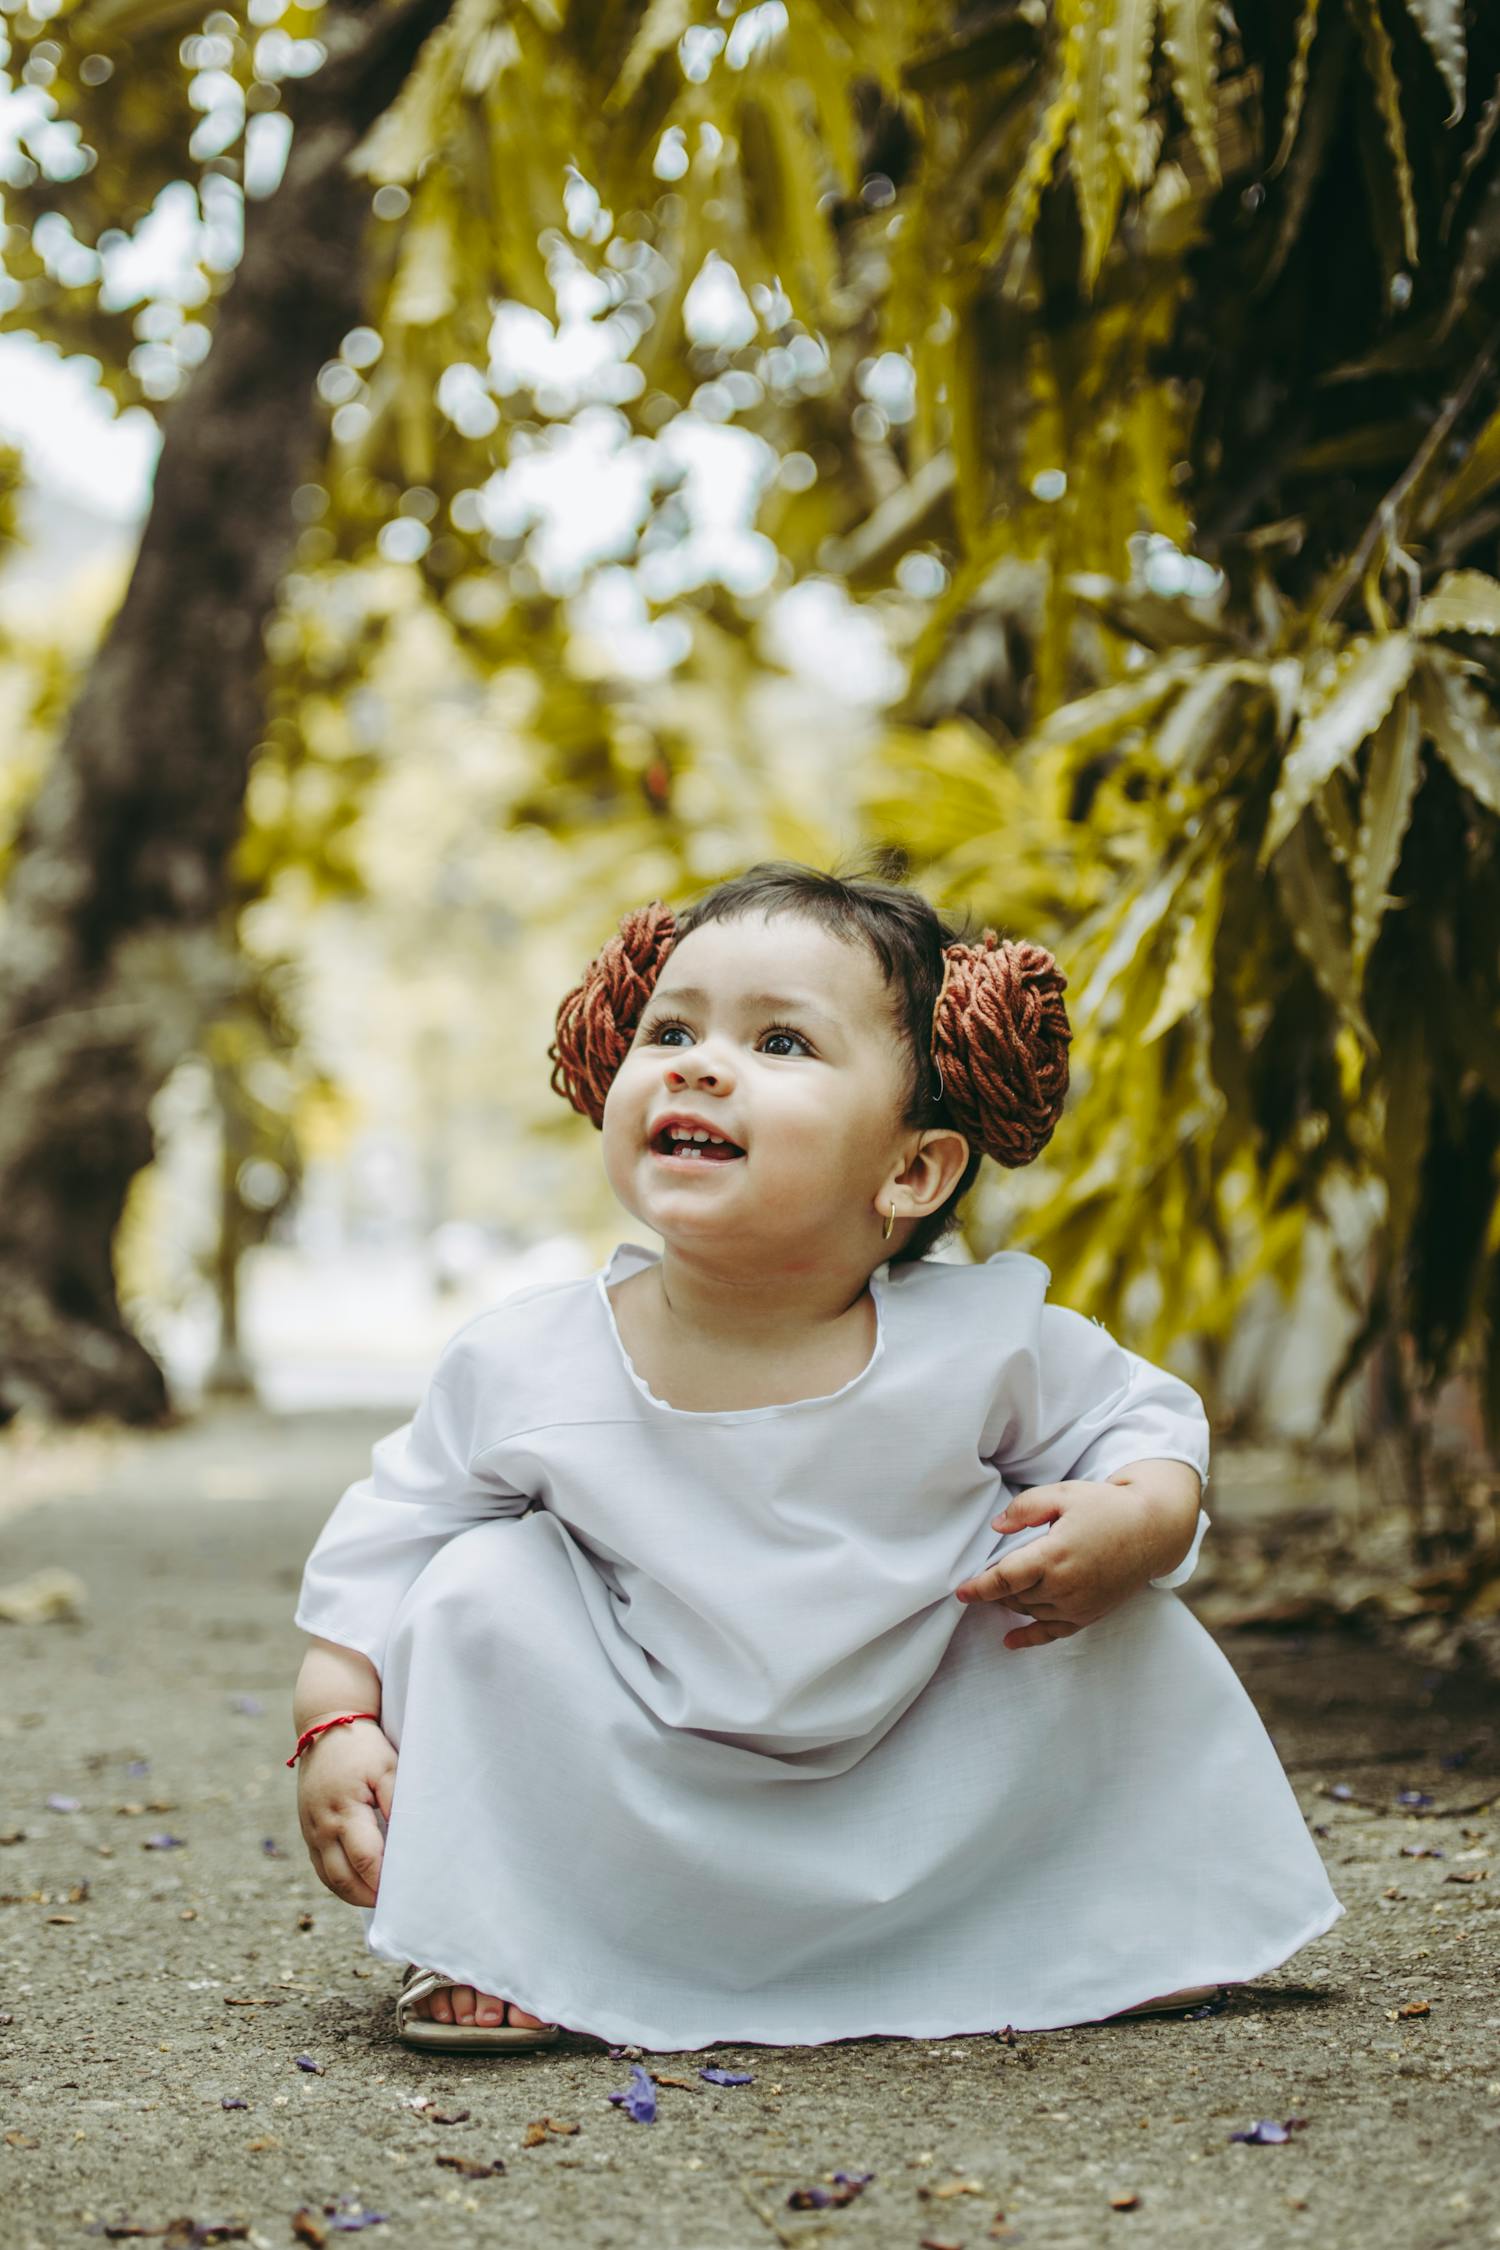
<box><xmin>1109</xmin><ymin>1983</ymin><xmax>1225</xmax><ymax>2019</ymax></box>
<box><xmin>395</xmin><ymin>1963</ymin><xmax>565</xmax><ymax>2052</ymax></box>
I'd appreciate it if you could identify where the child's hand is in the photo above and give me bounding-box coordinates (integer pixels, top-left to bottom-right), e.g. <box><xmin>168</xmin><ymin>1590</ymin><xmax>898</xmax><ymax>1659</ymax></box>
<box><xmin>294</xmin><ymin>1718</ymin><xmax>398</xmax><ymax>1909</ymax></box>
<box><xmin>953</xmin><ymin>1482</ymin><xmax>1164</xmax><ymax>1650</ymax></box>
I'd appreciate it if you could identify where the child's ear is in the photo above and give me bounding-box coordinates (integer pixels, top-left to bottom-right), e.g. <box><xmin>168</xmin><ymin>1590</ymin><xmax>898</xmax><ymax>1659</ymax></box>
<box><xmin>890</xmin><ymin>1128</ymin><xmax>970</xmax><ymax>1216</ymax></box>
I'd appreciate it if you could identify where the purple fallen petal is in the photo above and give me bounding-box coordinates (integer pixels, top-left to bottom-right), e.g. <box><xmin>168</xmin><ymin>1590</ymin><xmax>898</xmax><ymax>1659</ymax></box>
<box><xmin>788</xmin><ymin>2186</ymin><xmax>833</xmax><ymax>2208</ymax></box>
<box><xmin>1395</xmin><ymin>1789</ymin><xmax>1434</xmax><ymax>1807</ymax></box>
<box><xmin>605</xmin><ymin>2062</ymin><xmax>657</xmax><ymax>2121</ymax></box>
<box><xmin>125</xmin><ymin>1760</ymin><xmax>150</xmax><ymax>1778</ymax></box>
<box><xmin>699</xmin><ymin>2068</ymin><xmax>753</xmax><ymax>2086</ymax></box>
<box><xmin>221</xmin><ymin>2096</ymin><xmax>249</xmax><ymax>2110</ymax></box>
<box><xmin>230</xmin><ymin>1695</ymin><xmax>265</xmax><ymax>1716</ymax></box>
<box><xmin>1328</xmin><ymin>1783</ymin><xmax>1353</xmax><ymax>1801</ymax></box>
<box><xmin>1229</xmin><ymin>2119</ymin><xmax>1291</xmax><ymax>2144</ymax></box>
<box><xmin>833</xmin><ymin>2171</ymin><xmax>875</xmax><ymax>2187</ymax></box>
<box><xmin>143</xmin><ymin>1833</ymin><xmax>186</xmax><ymax>1850</ymax></box>
<box><xmin>327</xmin><ymin>2220</ymin><xmax>387</xmax><ymax>2234</ymax></box>
<box><xmin>295</xmin><ymin>2054</ymin><xmax>325</xmax><ymax>2073</ymax></box>
<box><xmin>260</xmin><ymin>1838</ymin><xmax>288</xmax><ymax>1858</ymax></box>
<box><xmin>46</xmin><ymin>1795</ymin><xmax>81</xmax><ymax>1813</ymax></box>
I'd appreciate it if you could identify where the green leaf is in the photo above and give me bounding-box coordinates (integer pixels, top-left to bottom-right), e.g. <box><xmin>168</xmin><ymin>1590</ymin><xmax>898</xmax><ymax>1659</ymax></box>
<box><xmin>1259</xmin><ymin>634</ymin><xmax>1417</xmax><ymax>869</ymax></box>
<box><xmin>1268</xmin><ymin>814</ymin><xmax>1375</xmax><ymax>1049</ymax></box>
<box><xmin>1258</xmin><ymin>10</ymin><xmax>1350</xmax><ymax>294</ymax></box>
<box><xmin>1415</xmin><ymin>569</ymin><xmax>1500</xmax><ymax>638</ymax></box>
<box><xmin>70</xmin><ymin>0</ymin><xmax>205</xmax><ymax>38</ymax></box>
<box><xmin>1350</xmin><ymin>691</ymin><xmax>1421</xmax><ymax>976</ymax></box>
<box><xmin>1312</xmin><ymin>763</ymin><xmax>1360</xmax><ymax>868</ymax></box>
<box><xmin>1068</xmin><ymin>573</ymin><xmax>1232</xmax><ymax>651</ymax></box>
<box><xmin>1414</xmin><ymin>653</ymin><xmax>1500</xmax><ymax>815</ymax></box>
<box><xmin>387</xmin><ymin>208</ymin><xmax>457</xmax><ymax>327</ymax></box>
<box><xmin>1418</xmin><ymin>400</ymin><xmax>1500</xmax><ymax>532</ymax></box>
<box><xmin>604</xmin><ymin>0</ymin><xmax>695</xmax><ymax>115</ymax></box>
<box><xmin>1149</xmin><ymin>661</ymin><xmax>1268</xmax><ymax>780</ymax></box>
<box><xmin>734</xmin><ymin>90</ymin><xmax>838</xmax><ymax>311</ymax></box>
<box><xmin>1031</xmin><ymin>653</ymin><xmax>1205</xmax><ymax>755</ymax></box>
<box><xmin>1140</xmin><ymin>858</ymin><xmax>1225</xmax><ymax>1042</ymax></box>
<box><xmin>1075</xmin><ymin>0</ymin><xmax>1127</xmax><ymax>291</ymax></box>
<box><xmin>1400</xmin><ymin>0</ymin><xmax>1465</xmax><ymax>125</ymax></box>
<box><xmin>1442</xmin><ymin>65</ymin><xmax>1499</xmax><ymax>238</ymax></box>
<box><xmin>1071</xmin><ymin>852</ymin><xmax>1201</xmax><ymax>1027</ymax></box>
<box><xmin>1288</xmin><ymin>416</ymin><xmax>1430</xmax><ymax>477</ymax></box>
<box><xmin>1440</xmin><ymin>165</ymin><xmax>1500</xmax><ymax>337</ymax></box>
<box><xmin>945</xmin><ymin>277</ymin><xmax>990</xmax><ymax>554</ymax></box>
<box><xmin>1348</xmin><ymin>0</ymin><xmax>1419</xmax><ymax>266</ymax></box>
<box><xmin>788</xmin><ymin>4</ymin><xmax>864</xmax><ymax>200</ymax></box>
<box><xmin>350</xmin><ymin>0</ymin><xmax>469</xmax><ymax>186</ymax></box>
<box><xmin>1160</xmin><ymin>0</ymin><xmax>1220</xmax><ymax>184</ymax></box>
<box><xmin>902</xmin><ymin>12</ymin><xmax>1042</xmax><ymax>92</ymax></box>
<box><xmin>1270</xmin><ymin>0</ymin><xmax>1322</xmax><ymax>175</ymax></box>
<box><xmin>989</xmin><ymin>17</ymin><xmax>1085</xmax><ymax>280</ymax></box>
<box><xmin>1110</xmin><ymin>0</ymin><xmax>1160</xmax><ymax>188</ymax></box>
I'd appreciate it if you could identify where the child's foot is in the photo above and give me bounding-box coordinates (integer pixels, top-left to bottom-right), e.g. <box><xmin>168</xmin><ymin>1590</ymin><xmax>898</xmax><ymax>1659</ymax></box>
<box><xmin>406</xmin><ymin>1982</ymin><xmax>550</xmax><ymax>2029</ymax></box>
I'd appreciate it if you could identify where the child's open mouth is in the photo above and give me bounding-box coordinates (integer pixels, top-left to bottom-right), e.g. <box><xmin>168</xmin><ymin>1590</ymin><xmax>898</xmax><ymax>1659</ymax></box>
<box><xmin>651</xmin><ymin>1127</ymin><xmax>746</xmax><ymax>1164</ymax></box>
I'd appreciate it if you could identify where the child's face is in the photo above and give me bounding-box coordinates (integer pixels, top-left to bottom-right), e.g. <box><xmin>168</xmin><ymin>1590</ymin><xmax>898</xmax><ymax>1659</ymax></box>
<box><xmin>601</xmin><ymin>911</ymin><xmax>920</xmax><ymax>1268</ymax></box>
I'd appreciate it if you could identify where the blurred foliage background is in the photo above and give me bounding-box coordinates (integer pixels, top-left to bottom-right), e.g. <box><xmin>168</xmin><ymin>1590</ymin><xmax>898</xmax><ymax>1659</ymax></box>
<box><xmin>0</xmin><ymin>0</ymin><xmax>1498</xmax><ymax>1570</ymax></box>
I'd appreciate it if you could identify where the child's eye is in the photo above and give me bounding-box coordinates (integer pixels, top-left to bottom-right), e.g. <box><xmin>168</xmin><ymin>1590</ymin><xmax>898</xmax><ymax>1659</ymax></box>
<box><xmin>638</xmin><ymin>1018</ymin><xmax>812</xmax><ymax>1055</ymax></box>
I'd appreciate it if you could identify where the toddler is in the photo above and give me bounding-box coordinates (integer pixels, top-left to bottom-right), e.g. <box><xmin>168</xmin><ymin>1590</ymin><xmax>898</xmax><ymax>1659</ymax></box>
<box><xmin>290</xmin><ymin>861</ymin><xmax>1343</xmax><ymax>2053</ymax></box>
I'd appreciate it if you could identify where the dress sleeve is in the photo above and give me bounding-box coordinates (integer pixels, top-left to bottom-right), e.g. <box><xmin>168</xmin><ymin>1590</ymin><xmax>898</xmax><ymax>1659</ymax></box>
<box><xmin>989</xmin><ymin>1302</ymin><xmax>1212</xmax><ymax>1591</ymax></box>
<box><xmin>293</xmin><ymin>1324</ymin><xmax>533</xmax><ymax>1672</ymax></box>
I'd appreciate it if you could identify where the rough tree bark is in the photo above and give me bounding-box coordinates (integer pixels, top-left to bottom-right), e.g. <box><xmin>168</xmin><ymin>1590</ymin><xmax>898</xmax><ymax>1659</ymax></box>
<box><xmin>0</xmin><ymin>0</ymin><xmax>455</xmax><ymax>1425</ymax></box>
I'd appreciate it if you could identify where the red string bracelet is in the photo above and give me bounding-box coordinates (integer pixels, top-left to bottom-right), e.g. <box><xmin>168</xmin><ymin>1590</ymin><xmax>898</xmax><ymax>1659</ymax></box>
<box><xmin>286</xmin><ymin>1712</ymin><xmax>382</xmax><ymax>1768</ymax></box>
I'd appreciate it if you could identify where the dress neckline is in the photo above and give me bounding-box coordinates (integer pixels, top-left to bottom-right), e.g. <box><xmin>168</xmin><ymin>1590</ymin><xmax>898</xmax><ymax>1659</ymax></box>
<box><xmin>596</xmin><ymin>1241</ymin><xmax>890</xmax><ymax>1422</ymax></box>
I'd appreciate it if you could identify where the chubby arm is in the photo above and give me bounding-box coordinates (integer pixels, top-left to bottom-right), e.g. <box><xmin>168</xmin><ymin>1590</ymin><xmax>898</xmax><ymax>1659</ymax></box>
<box><xmin>963</xmin><ymin>1296</ymin><xmax>1213</xmax><ymax>1645</ymax></box>
<box><xmin>291</xmin><ymin>1635</ymin><xmax>395</xmax><ymax>1910</ymax></box>
<box><xmin>1105</xmin><ymin>1457</ymin><xmax>1205</xmax><ymax>1580</ymax></box>
<box><xmin>293</xmin><ymin>1322</ymin><xmax>533</xmax><ymax>1673</ymax></box>
<box><xmin>293</xmin><ymin>1634</ymin><xmax>383</xmax><ymax>1735</ymax></box>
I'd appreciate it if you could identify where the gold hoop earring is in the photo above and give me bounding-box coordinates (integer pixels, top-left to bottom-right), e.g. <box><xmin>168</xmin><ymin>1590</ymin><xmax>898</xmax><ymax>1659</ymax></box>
<box><xmin>883</xmin><ymin>1202</ymin><xmax>896</xmax><ymax>1242</ymax></box>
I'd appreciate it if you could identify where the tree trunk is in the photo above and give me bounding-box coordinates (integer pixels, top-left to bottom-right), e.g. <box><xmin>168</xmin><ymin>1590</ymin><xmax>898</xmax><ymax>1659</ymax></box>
<box><xmin>203</xmin><ymin>1054</ymin><xmax>257</xmax><ymax>1400</ymax></box>
<box><xmin>0</xmin><ymin>0</ymin><xmax>455</xmax><ymax>1424</ymax></box>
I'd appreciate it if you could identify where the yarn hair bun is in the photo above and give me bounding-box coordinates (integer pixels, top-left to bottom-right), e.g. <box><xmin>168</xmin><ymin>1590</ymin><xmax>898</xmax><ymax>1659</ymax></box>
<box><xmin>548</xmin><ymin>900</ymin><xmax>1071</xmax><ymax>1167</ymax></box>
<box><xmin>549</xmin><ymin>900</ymin><xmax>678</xmax><ymax>1128</ymax></box>
<box><xmin>931</xmin><ymin>932</ymin><xmax>1071</xmax><ymax>1167</ymax></box>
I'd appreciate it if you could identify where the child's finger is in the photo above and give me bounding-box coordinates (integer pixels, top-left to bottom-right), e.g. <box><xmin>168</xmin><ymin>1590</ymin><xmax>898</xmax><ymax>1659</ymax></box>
<box><xmin>339</xmin><ymin>1808</ymin><xmax>385</xmax><ymax>1897</ymax></box>
<box><xmin>991</xmin><ymin>1491</ymin><xmax>1064</xmax><ymax>1531</ymax></box>
<box><xmin>372</xmin><ymin>1759</ymin><xmax>396</xmax><ymax>1826</ymax></box>
<box><xmin>1004</xmin><ymin>1619</ymin><xmax>1081</xmax><ymax>1650</ymax></box>
<box><xmin>955</xmin><ymin>1561</ymin><xmax>1049</xmax><ymax>1607</ymax></box>
<box><xmin>315</xmin><ymin>1836</ymin><xmax>377</xmax><ymax>1909</ymax></box>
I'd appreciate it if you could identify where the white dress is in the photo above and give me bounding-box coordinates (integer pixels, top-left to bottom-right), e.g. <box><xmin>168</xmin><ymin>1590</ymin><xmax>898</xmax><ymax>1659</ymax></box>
<box><xmin>294</xmin><ymin>1242</ymin><xmax>1344</xmax><ymax>2050</ymax></box>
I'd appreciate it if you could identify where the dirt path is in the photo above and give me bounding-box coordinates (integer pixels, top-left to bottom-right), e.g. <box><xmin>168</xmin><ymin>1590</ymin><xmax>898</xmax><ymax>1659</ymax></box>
<box><xmin>1</xmin><ymin>1407</ymin><xmax>1497</xmax><ymax>2248</ymax></box>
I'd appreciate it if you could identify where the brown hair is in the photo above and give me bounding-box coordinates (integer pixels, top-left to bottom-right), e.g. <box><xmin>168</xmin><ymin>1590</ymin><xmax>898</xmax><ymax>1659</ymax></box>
<box><xmin>548</xmin><ymin>859</ymin><xmax>1071</xmax><ymax>1262</ymax></box>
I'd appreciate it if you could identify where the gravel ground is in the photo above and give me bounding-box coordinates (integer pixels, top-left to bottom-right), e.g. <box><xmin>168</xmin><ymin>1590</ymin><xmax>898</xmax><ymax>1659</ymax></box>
<box><xmin>1</xmin><ymin>1404</ymin><xmax>1498</xmax><ymax>2250</ymax></box>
